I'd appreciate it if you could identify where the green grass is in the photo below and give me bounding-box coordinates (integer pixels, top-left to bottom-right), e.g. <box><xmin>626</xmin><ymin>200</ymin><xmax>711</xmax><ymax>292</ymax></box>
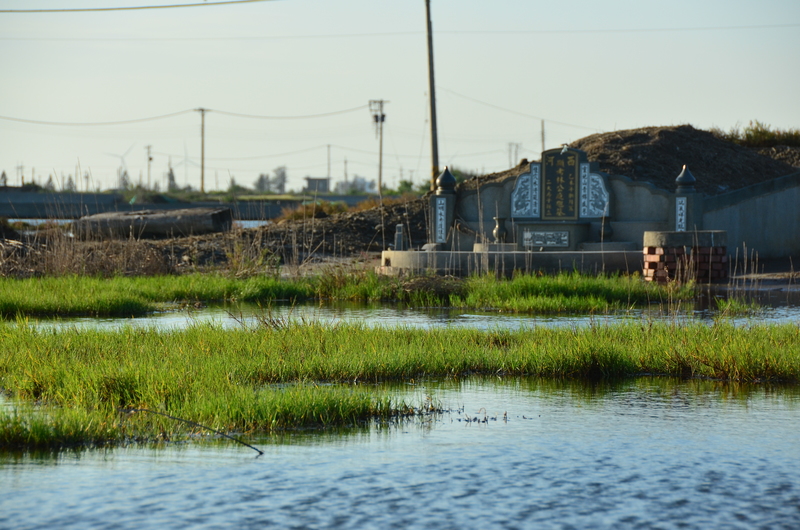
<box><xmin>710</xmin><ymin>120</ymin><xmax>800</xmax><ymax>148</ymax></box>
<box><xmin>0</xmin><ymin>274</ymin><xmax>310</xmax><ymax>317</ymax></box>
<box><xmin>451</xmin><ymin>272</ymin><xmax>693</xmax><ymax>313</ymax></box>
<box><xmin>0</xmin><ymin>271</ymin><xmax>692</xmax><ymax>318</ymax></box>
<box><xmin>1</xmin><ymin>320</ymin><xmax>799</xmax><ymax>449</ymax></box>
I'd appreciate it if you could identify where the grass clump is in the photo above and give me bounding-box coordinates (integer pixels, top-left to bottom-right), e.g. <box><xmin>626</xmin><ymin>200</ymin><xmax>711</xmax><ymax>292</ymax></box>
<box><xmin>451</xmin><ymin>272</ymin><xmax>693</xmax><ymax>313</ymax></box>
<box><xmin>0</xmin><ymin>270</ymin><xmax>692</xmax><ymax>318</ymax></box>
<box><xmin>1</xmin><ymin>320</ymin><xmax>799</xmax><ymax>450</ymax></box>
<box><xmin>0</xmin><ymin>274</ymin><xmax>311</xmax><ymax>317</ymax></box>
<box><xmin>0</xmin><ymin>408</ymin><xmax>121</xmax><ymax>451</ymax></box>
<box><xmin>710</xmin><ymin>120</ymin><xmax>800</xmax><ymax>148</ymax></box>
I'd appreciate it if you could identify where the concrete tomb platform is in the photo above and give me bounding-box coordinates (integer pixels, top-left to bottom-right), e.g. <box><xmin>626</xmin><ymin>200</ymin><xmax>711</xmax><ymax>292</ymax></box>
<box><xmin>377</xmin><ymin>248</ymin><xmax>643</xmax><ymax>277</ymax></box>
<box><xmin>642</xmin><ymin>230</ymin><xmax>727</xmax><ymax>249</ymax></box>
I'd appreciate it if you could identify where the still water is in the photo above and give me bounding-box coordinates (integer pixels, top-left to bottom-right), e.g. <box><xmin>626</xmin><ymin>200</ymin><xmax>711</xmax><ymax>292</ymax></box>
<box><xmin>28</xmin><ymin>297</ymin><xmax>800</xmax><ymax>333</ymax></box>
<box><xmin>2</xmin><ymin>378</ymin><xmax>799</xmax><ymax>529</ymax></box>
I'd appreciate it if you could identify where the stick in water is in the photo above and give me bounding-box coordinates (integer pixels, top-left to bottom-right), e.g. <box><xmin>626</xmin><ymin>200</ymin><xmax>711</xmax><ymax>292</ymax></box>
<box><xmin>120</xmin><ymin>408</ymin><xmax>264</xmax><ymax>456</ymax></box>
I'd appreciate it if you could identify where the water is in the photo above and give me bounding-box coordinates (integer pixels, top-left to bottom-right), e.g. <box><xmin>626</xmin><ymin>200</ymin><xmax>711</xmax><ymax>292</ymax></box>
<box><xmin>4</xmin><ymin>294</ymin><xmax>800</xmax><ymax>527</ymax></box>
<box><xmin>2</xmin><ymin>378</ymin><xmax>799</xmax><ymax>529</ymax></box>
<box><xmin>24</xmin><ymin>298</ymin><xmax>800</xmax><ymax>333</ymax></box>
<box><xmin>8</xmin><ymin>218</ymin><xmax>269</xmax><ymax>229</ymax></box>
<box><xmin>6</xmin><ymin>218</ymin><xmax>73</xmax><ymax>226</ymax></box>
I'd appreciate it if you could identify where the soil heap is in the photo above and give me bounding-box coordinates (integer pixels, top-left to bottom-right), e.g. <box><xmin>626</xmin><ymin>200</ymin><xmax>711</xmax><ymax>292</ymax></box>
<box><xmin>458</xmin><ymin>125</ymin><xmax>799</xmax><ymax>197</ymax></box>
<box><xmin>569</xmin><ymin>125</ymin><xmax>798</xmax><ymax>196</ymax></box>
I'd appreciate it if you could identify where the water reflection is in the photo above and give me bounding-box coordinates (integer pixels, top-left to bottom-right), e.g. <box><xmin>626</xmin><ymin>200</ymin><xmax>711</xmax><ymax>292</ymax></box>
<box><xmin>2</xmin><ymin>377</ymin><xmax>799</xmax><ymax>529</ymax></box>
<box><xmin>20</xmin><ymin>297</ymin><xmax>800</xmax><ymax>332</ymax></box>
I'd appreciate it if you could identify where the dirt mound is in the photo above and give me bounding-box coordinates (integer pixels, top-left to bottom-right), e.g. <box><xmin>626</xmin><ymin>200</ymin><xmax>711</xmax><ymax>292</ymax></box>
<box><xmin>569</xmin><ymin>125</ymin><xmax>797</xmax><ymax>196</ymax></box>
<box><xmin>153</xmin><ymin>197</ymin><xmax>430</xmax><ymax>270</ymax></box>
<box><xmin>756</xmin><ymin>145</ymin><xmax>800</xmax><ymax>168</ymax></box>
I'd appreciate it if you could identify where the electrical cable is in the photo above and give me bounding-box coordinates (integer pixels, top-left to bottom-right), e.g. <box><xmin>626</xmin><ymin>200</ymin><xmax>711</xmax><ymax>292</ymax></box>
<box><xmin>438</xmin><ymin>87</ymin><xmax>602</xmax><ymax>132</ymax></box>
<box><xmin>209</xmin><ymin>105</ymin><xmax>369</xmax><ymax>120</ymax></box>
<box><xmin>439</xmin><ymin>23</ymin><xmax>800</xmax><ymax>35</ymax></box>
<box><xmin>0</xmin><ymin>105</ymin><xmax>370</xmax><ymax>126</ymax></box>
<box><xmin>0</xmin><ymin>0</ymin><xmax>273</xmax><ymax>13</ymax></box>
<box><xmin>0</xmin><ymin>109</ymin><xmax>194</xmax><ymax>126</ymax></box>
<box><xmin>154</xmin><ymin>145</ymin><xmax>327</xmax><ymax>162</ymax></box>
<box><xmin>3</xmin><ymin>23</ymin><xmax>797</xmax><ymax>39</ymax></box>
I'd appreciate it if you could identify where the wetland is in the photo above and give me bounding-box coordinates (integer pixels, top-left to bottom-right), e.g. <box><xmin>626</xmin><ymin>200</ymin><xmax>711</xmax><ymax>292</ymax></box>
<box><xmin>1</xmin><ymin>269</ymin><xmax>799</xmax><ymax>528</ymax></box>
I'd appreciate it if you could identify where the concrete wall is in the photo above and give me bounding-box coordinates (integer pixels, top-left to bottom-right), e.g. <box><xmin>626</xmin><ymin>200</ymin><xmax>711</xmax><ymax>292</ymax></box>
<box><xmin>0</xmin><ymin>191</ymin><xmax>121</xmax><ymax>218</ymax></box>
<box><xmin>379</xmin><ymin>249</ymin><xmax>643</xmax><ymax>277</ymax></box>
<box><xmin>0</xmin><ymin>191</ymin><xmax>316</xmax><ymax>220</ymax></box>
<box><xmin>451</xmin><ymin>179</ymin><xmax>517</xmax><ymax>250</ymax></box>
<box><xmin>606</xmin><ymin>176</ymin><xmax>672</xmax><ymax>247</ymax></box>
<box><xmin>450</xmin><ymin>174</ymin><xmax>674</xmax><ymax>251</ymax></box>
<box><xmin>703</xmin><ymin>171</ymin><xmax>800</xmax><ymax>259</ymax></box>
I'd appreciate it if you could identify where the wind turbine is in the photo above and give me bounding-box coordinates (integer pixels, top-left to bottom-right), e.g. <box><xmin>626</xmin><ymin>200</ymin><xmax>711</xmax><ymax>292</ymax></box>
<box><xmin>106</xmin><ymin>143</ymin><xmax>135</xmax><ymax>190</ymax></box>
<box><xmin>170</xmin><ymin>141</ymin><xmax>199</xmax><ymax>190</ymax></box>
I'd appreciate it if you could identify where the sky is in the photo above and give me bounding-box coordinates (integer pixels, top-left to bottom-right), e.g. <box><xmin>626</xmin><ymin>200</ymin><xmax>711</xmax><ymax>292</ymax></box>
<box><xmin>1</xmin><ymin>0</ymin><xmax>798</xmax><ymax>193</ymax></box>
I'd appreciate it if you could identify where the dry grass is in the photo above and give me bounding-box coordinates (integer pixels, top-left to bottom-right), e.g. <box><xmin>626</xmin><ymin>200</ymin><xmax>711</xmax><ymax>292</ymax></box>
<box><xmin>710</xmin><ymin>120</ymin><xmax>800</xmax><ymax>148</ymax></box>
<box><xmin>274</xmin><ymin>201</ymin><xmax>349</xmax><ymax>222</ymax></box>
<box><xmin>1</xmin><ymin>230</ymin><xmax>174</xmax><ymax>277</ymax></box>
<box><xmin>348</xmin><ymin>193</ymin><xmax>420</xmax><ymax>212</ymax></box>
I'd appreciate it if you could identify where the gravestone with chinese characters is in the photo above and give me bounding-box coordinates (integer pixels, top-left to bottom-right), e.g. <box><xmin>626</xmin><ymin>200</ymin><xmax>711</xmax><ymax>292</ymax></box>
<box><xmin>509</xmin><ymin>147</ymin><xmax>610</xmax><ymax>250</ymax></box>
<box><xmin>426</xmin><ymin>167</ymin><xmax>457</xmax><ymax>249</ymax></box>
<box><xmin>422</xmin><ymin>147</ymin><xmax>739</xmax><ymax>258</ymax></box>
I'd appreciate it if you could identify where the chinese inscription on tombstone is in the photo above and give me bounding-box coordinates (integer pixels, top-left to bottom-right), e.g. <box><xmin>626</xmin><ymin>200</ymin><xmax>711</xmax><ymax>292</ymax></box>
<box><xmin>675</xmin><ymin>197</ymin><xmax>687</xmax><ymax>232</ymax></box>
<box><xmin>542</xmin><ymin>149</ymin><xmax>579</xmax><ymax>220</ymax></box>
<box><xmin>435</xmin><ymin>197</ymin><xmax>447</xmax><ymax>243</ymax></box>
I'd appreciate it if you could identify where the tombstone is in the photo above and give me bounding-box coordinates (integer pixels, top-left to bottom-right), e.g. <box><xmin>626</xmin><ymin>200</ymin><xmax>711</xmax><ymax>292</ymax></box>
<box><xmin>426</xmin><ymin>167</ymin><xmax>457</xmax><ymax>250</ymax></box>
<box><xmin>394</xmin><ymin>224</ymin><xmax>406</xmax><ymax>251</ymax></box>
<box><xmin>673</xmin><ymin>165</ymin><xmax>702</xmax><ymax>232</ymax></box>
<box><xmin>509</xmin><ymin>147</ymin><xmax>610</xmax><ymax>251</ymax></box>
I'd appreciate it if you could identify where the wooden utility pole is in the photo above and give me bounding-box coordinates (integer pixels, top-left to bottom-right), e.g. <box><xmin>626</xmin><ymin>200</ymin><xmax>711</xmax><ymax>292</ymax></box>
<box><xmin>196</xmin><ymin>108</ymin><xmax>206</xmax><ymax>193</ymax></box>
<box><xmin>425</xmin><ymin>0</ymin><xmax>440</xmax><ymax>190</ymax></box>
<box><xmin>369</xmin><ymin>100</ymin><xmax>386</xmax><ymax>201</ymax></box>
<box><xmin>145</xmin><ymin>145</ymin><xmax>152</xmax><ymax>190</ymax></box>
<box><xmin>541</xmin><ymin>120</ymin><xmax>545</xmax><ymax>154</ymax></box>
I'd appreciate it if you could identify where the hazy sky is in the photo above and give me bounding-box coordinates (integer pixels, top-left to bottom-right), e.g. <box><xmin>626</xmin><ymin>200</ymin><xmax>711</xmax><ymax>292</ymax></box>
<box><xmin>1</xmin><ymin>0</ymin><xmax>798</xmax><ymax>193</ymax></box>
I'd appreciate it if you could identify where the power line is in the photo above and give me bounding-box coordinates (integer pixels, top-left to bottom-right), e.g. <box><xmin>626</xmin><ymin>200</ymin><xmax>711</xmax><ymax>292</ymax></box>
<box><xmin>0</xmin><ymin>32</ymin><xmax>421</xmax><ymax>42</ymax></box>
<box><xmin>210</xmin><ymin>105</ymin><xmax>369</xmax><ymax>120</ymax></box>
<box><xmin>154</xmin><ymin>145</ymin><xmax>327</xmax><ymax>162</ymax></box>
<box><xmin>0</xmin><ymin>0</ymin><xmax>273</xmax><ymax>14</ymax></box>
<box><xmin>0</xmin><ymin>105</ymin><xmax>370</xmax><ymax>127</ymax></box>
<box><xmin>438</xmin><ymin>86</ymin><xmax>602</xmax><ymax>132</ymax></box>
<box><xmin>440</xmin><ymin>23</ymin><xmax>800</xmax><ymax>35</ymax></box>
<box><xmin>0</xmin><ymin>109</ymin><xmax>194</xmax><ymax>126</ymax></box>
<box><xmin>2</xmin><ymin>23</ymin><xmax>797</xmax><ymax>40</ymax></box>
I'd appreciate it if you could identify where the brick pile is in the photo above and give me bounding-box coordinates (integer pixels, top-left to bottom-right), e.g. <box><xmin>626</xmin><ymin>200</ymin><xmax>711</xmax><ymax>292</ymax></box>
<box><xmin>643</xmin><ymin>246</ymin><xmax>728</xmax><ymax>283</ymax></box>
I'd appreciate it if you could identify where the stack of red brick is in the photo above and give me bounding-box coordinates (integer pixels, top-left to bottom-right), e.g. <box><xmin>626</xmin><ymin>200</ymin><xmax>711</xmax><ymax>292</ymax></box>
<box><xmin>643</xmin><ymin>246</ymin><xmax>728</xmax><ymax>283</ymax></box>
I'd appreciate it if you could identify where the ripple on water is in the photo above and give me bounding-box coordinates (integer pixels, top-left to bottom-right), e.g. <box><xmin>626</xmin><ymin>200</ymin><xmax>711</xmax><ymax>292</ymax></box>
<box><xmin>17</xmin><ymin>298</ymin><xmax>800</xmax><ymax>332</ymax></box>
<box><xmin>2</xmin><ymin>378</ymin><xmax>800</xmax><ymax>528</ymax></box>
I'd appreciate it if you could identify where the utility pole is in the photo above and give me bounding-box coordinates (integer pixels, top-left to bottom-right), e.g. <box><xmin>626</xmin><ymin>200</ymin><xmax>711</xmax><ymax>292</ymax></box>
<box><xmin>425</xmin><ymin>0</ymin><xmax>440</xmax><ymax>191</ymax></box>
<box><xmin>369</xmin><ymin>100</ymin><xmax>386</xmax><ymax>201</ymax></box>
<box><xmin>541</xmin><ymin>120</ymin><xmax>545</xmax><ymax>154</ymax></box>
<box><xmin>145</xmin><ymin>145</ymin><xmax>153</xmax><ymax>190</ymax></box>
<box><xmin>195</xmin><ymin>108</ymin><xmax>206</xmax><ymax>193</ymax></box>
<box><xmin>327</xmin><ymin>144</ymin><xmax>331</xmax><ymax>179</ymax></box>
<box><xmin>508</xmin><ymin>143</ymin><xmax>521</xmax><ymax>167</ymax></box>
